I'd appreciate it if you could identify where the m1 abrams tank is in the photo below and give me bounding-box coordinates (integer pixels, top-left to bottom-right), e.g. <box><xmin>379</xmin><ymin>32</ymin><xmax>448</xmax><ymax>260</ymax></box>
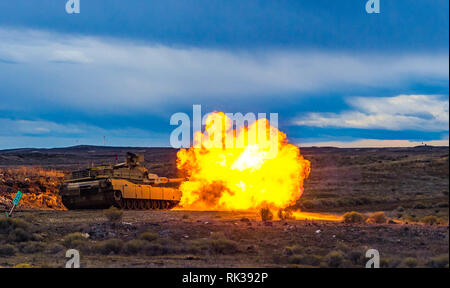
<box><xmin>60</xmin><ymin>152</ymin><xmax>183</xmax><ymax>210</ymax></box>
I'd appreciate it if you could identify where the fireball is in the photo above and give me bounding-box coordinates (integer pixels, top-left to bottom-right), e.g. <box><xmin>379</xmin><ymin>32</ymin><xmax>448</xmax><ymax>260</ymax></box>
<box><xmin>176</xmin><ymin>112</ymin><xmax>311</xmax><ymax>211</ymax></box>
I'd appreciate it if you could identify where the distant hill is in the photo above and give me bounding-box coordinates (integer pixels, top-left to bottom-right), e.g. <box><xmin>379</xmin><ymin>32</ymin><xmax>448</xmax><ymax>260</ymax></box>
<box><xmin>0</xmin><ymin>144</ymin><xmax>447</xmax><ymax>172</ymax></box>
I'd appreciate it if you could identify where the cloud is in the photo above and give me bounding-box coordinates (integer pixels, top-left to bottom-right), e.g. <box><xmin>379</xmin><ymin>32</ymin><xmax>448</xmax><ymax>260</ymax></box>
<box><xmin>293</xmin><ymin>95</ymin><xmax>449</xmax><ymax>132</ymax></box>
<box><xmin>0</xmin><ymin>119</ymin><xmax>86</xmax><ymax>136</ymax></box>
<box><xmin>299</xmin><ymin>138</ymin><xmax>449</xmax><ymax>148</ymax></box>
<box><xmin>0</xmin><ymin>28</ymin><xmax>448</xmax><ymax>114</ymax></box>
<box><xmin>0</xmin><ymin>118</ymin><xmax>167</xmax><ymax>143</ymax></box>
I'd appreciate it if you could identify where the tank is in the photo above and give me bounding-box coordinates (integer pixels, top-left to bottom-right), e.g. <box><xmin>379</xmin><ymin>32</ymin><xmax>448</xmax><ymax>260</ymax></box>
<box><xmin>60</xmin><ymin>152</ymin><xmax>183</xmax><ymax>210</ymax></box>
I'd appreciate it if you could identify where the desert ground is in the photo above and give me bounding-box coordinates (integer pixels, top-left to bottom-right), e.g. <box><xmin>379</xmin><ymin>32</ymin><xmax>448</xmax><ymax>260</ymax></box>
<box><xmin>0</xmin><ymin>145</ymin><xmax>448</xmax><ymax>268</ymax></box>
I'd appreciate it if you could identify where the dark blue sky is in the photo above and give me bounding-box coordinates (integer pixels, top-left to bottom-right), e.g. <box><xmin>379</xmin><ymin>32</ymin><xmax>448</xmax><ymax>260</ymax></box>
<box><xmin>0</xmin><ymin>0</ymin><xmax>448</xmax><ymax>148</ymax></box>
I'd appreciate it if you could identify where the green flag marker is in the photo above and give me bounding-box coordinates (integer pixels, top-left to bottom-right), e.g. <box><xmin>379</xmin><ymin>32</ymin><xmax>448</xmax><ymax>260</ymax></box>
<box><xmin>5</xmin><ymin>191</ymin><xmax>23</xmax><ymax>218</ymax></box>
<box><xmin>13</xmin><ymin>191</ymin><xmax>23</xmax><ymax>206</ymax></box>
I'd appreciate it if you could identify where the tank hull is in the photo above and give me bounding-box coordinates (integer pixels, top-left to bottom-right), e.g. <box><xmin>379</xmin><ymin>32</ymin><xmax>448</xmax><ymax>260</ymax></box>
<box><xmin>61</xmin><ymin>179</ymin><xmax>181</xmax><ymax>210</ymax></box>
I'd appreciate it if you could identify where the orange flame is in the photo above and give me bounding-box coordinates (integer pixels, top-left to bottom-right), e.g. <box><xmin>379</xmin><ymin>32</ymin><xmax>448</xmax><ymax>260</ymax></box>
<box><xmin>176</xmin><ymin>112</ymin><xmax>311</xmax><ymax>211</ymax></box>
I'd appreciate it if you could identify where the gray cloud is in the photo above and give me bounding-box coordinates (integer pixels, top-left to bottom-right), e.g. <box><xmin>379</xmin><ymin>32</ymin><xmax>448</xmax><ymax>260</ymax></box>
<box><xmin>0</xmin><ymin>28</ymin><xmax>448</xmax><ymax>114</ymax></box>
<box><xmin>293</xmin><ymin>95</ymin><xmax>449</xmax><ymax>132</ymax></box>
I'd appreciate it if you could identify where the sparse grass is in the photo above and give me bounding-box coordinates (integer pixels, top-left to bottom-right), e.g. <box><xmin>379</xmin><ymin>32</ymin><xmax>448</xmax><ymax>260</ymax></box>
<box><xmin>413</xmin><ymin>203</ymin><xmax>427</xmax><ymax>209</ymax></box>
<box><xmin>425</xmin><ymin>254</ymin><xmax>449</xmax><ymax>268</ymax></box>
<box><xmin>190</xmin><ymin>236</ymin><xmax>240</xmax><ymax>255</ymax></box>
<box><xmin>343</xmin><ymin>212</ymin><xmax>366</xmax><ymax>224</ymax></box>
<box><xmin>0</xmin><ymin>244</ymin><xmax>15</xmax><ymax>256</ymax></box>
<box><xmin>259</xmin><ymin>207</ymin><xmax>273</xmax><ymax>221</ymax></box>
<box><xmin>366</xmin><ymin>212</ymin><xmax>387</xmax><ymax>224</ymax></box>
<box><xmin>103</xmin><ymin>206</ymin><xmax>123</xmax><ymax>223</ymax></box>
<box><xmin>402</xmin><ymin>257</ymin><xmax>418</xmax><ymax>268</ymax></box>
<box><xmin>325</xmin><ymin>251</ymin><xmax>344</xmax><ymax>268</ymax></box>
<box><xmin>19</xmin><ymin>242</ymin><xmax>45</xmax><ymax>254</ymax></box>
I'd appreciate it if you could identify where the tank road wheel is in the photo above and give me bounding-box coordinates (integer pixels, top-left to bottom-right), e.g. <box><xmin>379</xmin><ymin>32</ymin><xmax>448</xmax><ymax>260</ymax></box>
<box><xmin>132</xmin><ymin>199</ymin><xmax>138</xmax><ymax>209</ymax></box>
<box><xmin>125</xmin><ymin>199</ymin><xmax>133</xmax><ymax>210</ymax></box>
<box><xmin>145</xmin><ymin>200</ymin><xmax>151</xmax><ymax>210</ymax></box>
<box><xmin>160</xmin><ymin>201</ymin><xmax>168</xmax><ymax>210</ymax></box>
<box><xmin>152</xmin><ymin>200</ymin><xmax>160</xmax><ymax>209</ymax></box>
<box><xmin>138</xmin><ymin>200</ymin><xmax>145</xmax><ymax>210</ymax></box>
<box><xmin>114</xmin><ymin>191</ymin><xmax>124</xmax><ymax>209</ymax></box>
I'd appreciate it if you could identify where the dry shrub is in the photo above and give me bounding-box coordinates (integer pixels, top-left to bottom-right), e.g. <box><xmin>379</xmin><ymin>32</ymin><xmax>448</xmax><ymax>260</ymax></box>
<box><xmin>278</xmin><ymin>209</ymin><xmax>295</xmax><ymax>220</ymax></box>
<box><xmin>144</xmin><ymin>242</ymin><xmax>171</xmax><ymax>256</ymax></box>
<box><xmin>63</xmin><ymin>232</ymin><xmax>88</xmax><ymax>248</ymax></box>
<box><xmin>208</xmin><ymin>238</ymin><xmax>239</xmax><ymax>254</ymax></box>
<box><xmin>260</xmin><ymin>207</ymin><xmax>273</xmax><ymax>221</ymax></box>
<box><xmin>19</xmin><ymin>242</ymin><xmax>45</xmax><ymax>254</ymax></box>
<box><xmin>124</xmin><ymin>240</ymin><xmax>149</xmax><ymax>255</ymax></box>
<box><xmin>0</xmin><ymin>218</ymin><xmax>33</xmax><ymax>243</ymax></box>
<box><xmin>13</xmin><ymin>263</ymin><xmax>33</xmax><ymax>268</ymax></box>
<box><xmin>7</xmin><ymin>228</ymin><xmax>33</xmax><ymax>242</ymax></box>
<box><xmin>45</xmin><ymin>243</ymin><xmax>64</xmax><ymax>254</ymax></box>
<box><xmin>413</xmin><ymin>203</ymin><xmax>426</xmax><ymax>209</ymax></box>
<box><xmin>382</xmin><ymin>257</ymin><xmax>402</xmax><ymax>268</ymax></box>
<box><xmin>0</xmin><ymin>218</ymin><xmax>31</xmax><ymax>232</ymax></box>
<box><xmin>138</xmin><ymin>232</ymin><xmax>158</xmax><ymax>242</ymax></box>
<box><xmin>425</xmin><ymin>254</ymin><xmax>449</xmax><ymax>268</ymax></box>
<box><xmin>343</xmin><ymin>211</ymin><xmax>366</xmax><ymax>224</ymax></box>
<box><xmin>366</xmin><ymin>212</ymin><xmax>387</xmax><ymax>224</ymax></box>
<box><xmin>325</xmin><ymin>250</ymin><xmax>345</xmax><ymax>268</ymax></box>
<box><xmin>97</xmin><ymin>239</ymin><xmax>123</xmax><ymax>255</ymax></box>
<box><xmin>348</xmin><ymin>251</ymin><xmax>364</xmax><ymax>265</ymax></box>
<box><xmin>402</xmin><ymin>257</ymin><xmax>418</xmax><ymax>268</ymax></box>
<box><xmin>0</xmin><ymin>244</ymin><xmax>15</xmax><ymax>256</ymax></box>
<box><xmin>437</xmin><ymin>202</ymin><xmax>449</xmax><ymax>208</ymax></box>
<box><xmin>288</xmin><ymin>254</ymin><xmax>322</xmax><ymax>266</ymax></box>
<box><xmin>422</xmin><ymin>216</ymin><xmax>439</xmax><ymax>226</ymax></box>
<box><xmin>103</xmin><ymin>206</ymin><xmax>123</xmax><ymax>223</ymax></box>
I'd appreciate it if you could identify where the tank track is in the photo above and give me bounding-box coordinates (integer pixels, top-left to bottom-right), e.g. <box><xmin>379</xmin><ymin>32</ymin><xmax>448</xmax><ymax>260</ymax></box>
<box><xmin>116</xmin><ymin>199</ymin><xmax>179</xmax><ymax>210</ymax></box>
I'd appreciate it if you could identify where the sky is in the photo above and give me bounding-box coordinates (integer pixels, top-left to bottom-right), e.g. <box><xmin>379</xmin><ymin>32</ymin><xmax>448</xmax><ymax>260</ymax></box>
<box><xmin>0</xmin><ymin>0</ymin><xmax>448</xmax><ymax>149</ymax></box>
